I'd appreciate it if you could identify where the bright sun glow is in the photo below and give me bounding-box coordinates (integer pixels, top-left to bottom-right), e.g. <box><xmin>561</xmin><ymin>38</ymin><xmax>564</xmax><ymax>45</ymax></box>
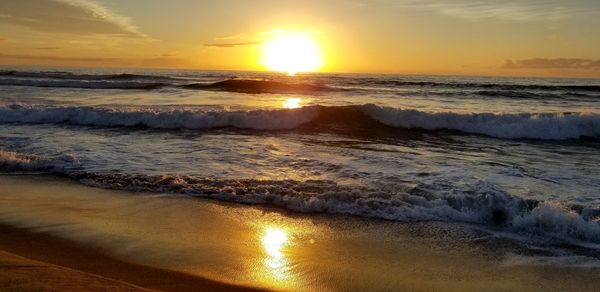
<box><xmin>283</xmin><ymin>98</ymin><xmax>302</xmax><ymax>109</ymax></box>
<box><xmin>262</xmin><ymin>227</ymin><xmax>288</xmax><ymax>254</ymax></box>
<box><xmin>261</xmin><ymin>227</ymin><xmax>289</xmax><ymax>280</ymax></box>
<box><xmin>261</xmin><ymin>32</ymin><xmax>324</xmax><ymax>76</ymax></box>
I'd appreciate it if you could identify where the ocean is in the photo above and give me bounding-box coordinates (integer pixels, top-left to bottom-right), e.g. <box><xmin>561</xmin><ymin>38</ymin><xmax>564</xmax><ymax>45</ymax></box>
<box><xmin>1</xmin><ymin>67</ymin><xmax>599</xmax><ymax>256</ymax></box>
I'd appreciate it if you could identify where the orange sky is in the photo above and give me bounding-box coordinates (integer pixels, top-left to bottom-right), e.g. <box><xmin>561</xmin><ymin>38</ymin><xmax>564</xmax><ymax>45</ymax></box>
<box><xmin>1</xmin><ymin>0</ymin><xmax>599</xmax><ymax>77</ymax></box>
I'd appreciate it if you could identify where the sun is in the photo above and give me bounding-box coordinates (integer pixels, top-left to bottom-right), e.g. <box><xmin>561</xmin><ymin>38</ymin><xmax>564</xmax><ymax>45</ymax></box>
<box><xmin>260</xmin><ymin>31</ymin><xmax>325</xmax><ymax>76</ymax></box>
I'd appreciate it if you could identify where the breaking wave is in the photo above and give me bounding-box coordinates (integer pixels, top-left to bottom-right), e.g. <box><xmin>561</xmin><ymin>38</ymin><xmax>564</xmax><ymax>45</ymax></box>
<box><xmin>1</xmin><ymin>104</ymin><xmax>599</xmax><ymax>140</ymax></box>
<box><xmin>0</xmin><ymin>150</ymin><xmax>74</xmax><ymax>172</ymax></box>
<box><xmin>363</xmin><ymin>104</ymin><xmax>600</xmax><ymax>140</ymax></box>
<box><xmin>0</xmin><ymin>104</ymin><xmax>318</xmax><ymax>130</ymax></box>
<box><xmin>1</xmin><ymin>152</ymin><xmax>598</xmax><ymax>244</ymax></box>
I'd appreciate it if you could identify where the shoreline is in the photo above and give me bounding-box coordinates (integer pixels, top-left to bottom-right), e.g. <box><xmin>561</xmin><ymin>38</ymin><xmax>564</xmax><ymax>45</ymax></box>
<box><xmin>0</xmin><ymin>223</ymin><xmax>263</xmax><ymax>291</ymax></box>
<box><xmin>1</xmin><ymin>174</ymin><xmax>599</xmax><ymax>291</ymax></box>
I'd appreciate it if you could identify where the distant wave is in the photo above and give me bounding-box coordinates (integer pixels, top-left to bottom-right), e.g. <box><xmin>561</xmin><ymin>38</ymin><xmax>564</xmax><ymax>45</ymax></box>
<box><xmin>1</xmin><ymin>104</ymin><xmax>599</xmax><ymax>140</ymax></box>
<box><xmin>2</xmin><ymin>70</ymin><xmax>599</xmax><ymax>95</ymax></box>
<box><xmin>2</xmin><ymin>150</ymin><xmax>598</xmax><ymax>244</ymax></box>
<box><xmin>0</xmin><ymin>70</ymin><xmax>176</xmax><ymax>81</ymax></box>
<box><xmin>183</xmin><ymin>79</ymin><xmax>333</xmax><ymax>94</ymax></box>
<box><xmin>0</xmin><ymin>78</ymin><xmax>167</xmax><ymax>90</ymax></box>
<box><xmin>353</xmin><ymin>78</ymin><xmax>600</xmax><ymax>92</ymax></box>
<box><xmin>0</xmin><ymin>75</ymin><xmax>332</xmax><ymax>94</ymax></box>
<box><xmin>473</xmin><ymin>90</ymin><xmax>600</xmax><ymax>99</ymax></box>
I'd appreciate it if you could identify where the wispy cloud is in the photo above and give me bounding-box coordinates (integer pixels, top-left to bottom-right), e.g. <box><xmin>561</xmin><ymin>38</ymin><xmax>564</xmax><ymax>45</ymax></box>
<box><xmin>0</xmin><ymin>0</ymin><xmax>146</xmax><ymax>37</ymax></box>
<box><xmin>160</xmin><ymin>52</ymin><xmax>179</xmax><ymax>57</ymax></box>
<box><xmin>32</xmin><ymin>47</ymin><xmax>60</xmax><ymax>50</ymax></box>
<box><xmin>503</xmin><ymin>58</ymin><xmax>600</xmax><ymax>70</ymax></box>
<box><xmin>389</xmin><ymin>0</ymin><xmax>586</xmax><ymax>22</ymax></box>
<box><xmin>205</xmin><ymin>29</ymin><xmax>320</xmax><ymax>48</ymax></box>
<box><xmin>204</xmin><ymin>41</ymin><xmax>260</xmax><ymax>48</ymax></box>
<box><xmin>0</xmin><ymin>53</ymin><xmax>119</xmax><ymax>62</ymax></box>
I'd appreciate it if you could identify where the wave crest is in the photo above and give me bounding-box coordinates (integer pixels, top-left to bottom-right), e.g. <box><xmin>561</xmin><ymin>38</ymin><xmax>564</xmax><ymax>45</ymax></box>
<box><xmin>1</xmin><ymin>104</ymin><xmax>599</xmax><ymax>140</ymax></box>
<box><xmin>2</xmin><ymin>149</ymin><xmax>599</xmax><ymax>244</ymax></box>
<box><xmin>0</xmin><ymin>150</ymin><xmax>73</xmax><ymax>172</ymax></box>
<box><xmin>364</xmin><ymin>104</ymin><xmax>600</xmax><ymax>140</ymax></box>
<box><xmin>71</xmin><ymin>172</ymin><xmax>600</xmax><ymax>244</ymax></box>
<box><xmin>0</xmin><ymin>104</ymin><xmax>318</xmax><ymax>130</ymax></box>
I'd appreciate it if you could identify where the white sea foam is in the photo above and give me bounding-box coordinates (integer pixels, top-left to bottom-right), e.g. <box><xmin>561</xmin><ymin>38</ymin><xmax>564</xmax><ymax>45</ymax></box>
<box><xmin>2</xmin><ymin>147</ymin><xmax>598</xmax><ymax>245</ymax></box>
<box><xmin>0</xmin><ymin>105</ymin><xmax>318</xmax><ymax>130</ymax></box>
<box><xmin>0</xmin><ymin>150</ymin><xmax>73</xmax><ymax>172</ymax></box>
<box><xmin>512</xmin><ymin>201</ymin><xmax>600</xmax><ymax>243</ymax></box>
<box><xmin>70</xmin><ymin>174</ymin><xmax>600</xmax><ymax>244</ymax></box>
<box><xmin>1</xmin><ymin>104</ymin><xmax>599</xmax><ymax>140</ymax></box>
<box><xmin>503</xmin><ymin>254</ymin><xmax>600</xmax><ymax>268</ymax></box>
<box><xmin>363</xmin><ymin>104</ymin><xmax>600</xmax><ymax>140</ymax></box>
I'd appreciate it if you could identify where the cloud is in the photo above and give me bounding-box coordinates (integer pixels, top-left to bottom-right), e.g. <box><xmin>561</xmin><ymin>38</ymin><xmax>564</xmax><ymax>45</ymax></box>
<box><xmin>0</xmin><ymin>53</ymin><xmax>119</xmax><ymax>63</ymax></box>
<box><xmin>204</xmin><ymin>41</ymin><xmax>260</xmax><ymax>48</ymax></box>
<box><xmin>205</xmin><ymin>29</ymin><xmax>320</xmax><ymax>48</ymax></box>
<box><xmin>503</xmin><ymin>58</ymin><xmax>600</xmax><ymax>70</ymax></box>
<box><xmin>32</xmin><ymin>47</ymin><xmax>60</xmax><ymax>50</ymax></box>
<box><xmin>0</xmin><ymin>0</ymin><xmax>146</xmax><ymax>37</ymax></box>
<box><xmin>392</xmin><ymin>0</ymin><xmax>586</xmax><ymax>22</ymax></box>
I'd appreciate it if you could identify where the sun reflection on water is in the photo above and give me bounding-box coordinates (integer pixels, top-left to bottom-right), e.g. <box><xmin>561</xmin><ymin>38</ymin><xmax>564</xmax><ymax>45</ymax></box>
<box><xmin>261</xmin><ymin>227</ymin><xmax>290</xmax><ymax>281</ymax></box>
<box><xmin>283</xmin><ymin>98</ymin><xmax>302</xmax><ymax>109</ymax></box>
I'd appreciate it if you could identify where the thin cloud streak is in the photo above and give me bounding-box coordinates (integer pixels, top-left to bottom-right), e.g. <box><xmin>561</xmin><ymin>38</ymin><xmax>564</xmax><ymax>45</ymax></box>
<box><xmin>0</xmin><ymin>53</ymin><xmax>119</xmax><ymax>62</ymax></box>
<box><xmin>0</xmin><ymin>0</ymin><xmax>147</xmax><ymax>37</ymax></box>
<box><xmin>503</xmin><ymin>58</ymin><xmax>600</xmax><ymax>70</ymax></box>
<box><xmin>32</xmin><ymin>47</ymin><xmax>60</xmax><ymax>50</ymax></box>
<box><xmin>205</xmin><ymin>29</ymin><xmax>321</xmax><ymax>48</ymax></box>
<box><xmin>370</xmin><ymin>0</ymin><xmax>587</xmax><ymax>22</ymax></box>
<box><xmin>204</xmin><ymin>41</ymin><xmax>260</xmax><ymax>48</ymax></box>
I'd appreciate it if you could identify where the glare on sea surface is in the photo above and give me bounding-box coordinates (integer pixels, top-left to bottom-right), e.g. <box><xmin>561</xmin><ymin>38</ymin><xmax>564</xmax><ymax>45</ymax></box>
<box><xmin>261</xmin><ymin>31</ymin><xmax>324</xmax><ymax>76</ymax></box>
<box><xmin>283</xmin><ymin>98</ymin><xmax>302</xmax><ymax>109</ymax></box>
<box><xmin>261</xmin><ymin>227</ymin><xmax>290</xmax><ymax>281</ymax></box>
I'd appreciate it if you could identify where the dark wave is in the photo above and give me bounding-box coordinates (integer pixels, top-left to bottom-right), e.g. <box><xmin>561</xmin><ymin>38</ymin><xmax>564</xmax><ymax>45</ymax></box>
<box><xmin>0</xmin><ymin>73</ymin><xmax>332</xmax><ymax>94</ymax></box>
<box><xmin>1</xmin><ymin>70</ymin><xmax>599</xmax><ymax>96</ymax></box>
<box><xmin>473</xmin><ymin>90</ymin><xmax>600</xmax><ymax>99</ymax></box>
<box><xmin>182</xmin><ymin>79</ymin><xmax>333</xmax><ymax>94</ymax></box>
<box><xmin>0</xmin><ymin>70</ymin><xmax>175</xmax><ymax>81</ymax></box>
<box><xmin>352</xmin><ymin>79</ymin><xmax>600</xmax><ymax>92</ymax></box>
<box><xmin>0</xmin><ymin>78</ymin><xmax>167</xmax><ymax>89</ymax></box>
<box><xmin>1</xmin><ymin>104</ymin><xmax>599</xmax><ymax>140</ymax></box>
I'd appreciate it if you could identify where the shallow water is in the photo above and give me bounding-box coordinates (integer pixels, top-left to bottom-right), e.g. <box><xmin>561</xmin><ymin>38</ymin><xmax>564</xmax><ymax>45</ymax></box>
<box><xmin>1</xmin><ymin>175</ymin><xmax>599</xmax><ymax>291</ymax></box>
<box><xmin>0</xmin><ymin>67</ymin><xmax>599</xmax><ymax>257</ymax></box>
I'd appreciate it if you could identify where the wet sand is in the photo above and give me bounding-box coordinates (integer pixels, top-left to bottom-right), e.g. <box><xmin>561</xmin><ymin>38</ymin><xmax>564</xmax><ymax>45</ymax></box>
<box><xmin>0</xmin><ymin>249</ymin><xmax>150</xmax><ymax>292</ymax></box>
<box><xmin>0</xmin><ymin>225</ymin><xmax>262</xmax><ymax>291</ymax></box>
<box><xmin>0</xmin><ymin>174</ymin><xmax>599</xmax><ymax>291</ymax></box>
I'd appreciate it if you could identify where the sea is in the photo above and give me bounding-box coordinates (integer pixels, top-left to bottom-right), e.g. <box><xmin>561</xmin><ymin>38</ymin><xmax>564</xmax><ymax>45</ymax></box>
<box><xmin>1</xmin><ymin>67</ymin><xmax>599</xmax><ymax>257</ymax></box>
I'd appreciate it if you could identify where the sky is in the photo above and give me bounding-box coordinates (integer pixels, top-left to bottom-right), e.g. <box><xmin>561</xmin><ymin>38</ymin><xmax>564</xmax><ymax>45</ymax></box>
<box><xmin>0</xmin><ymin>0</ymin><xmax>599</xmax><ymax>77</ymax></box>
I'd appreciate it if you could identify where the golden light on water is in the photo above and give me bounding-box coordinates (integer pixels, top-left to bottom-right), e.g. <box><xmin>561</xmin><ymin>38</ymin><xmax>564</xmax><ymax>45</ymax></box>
<box><xmin>261</xmin><ymin>227</ymin><xmax>289</xmax><ymax>281</ymax></box>
<box><xmin>283</xmin><ymin>98</ymin><xmax>302</xmax><ymax>109</ymax></box>
<box><xmin>260</xmin><ymin>31</ymin><xmax>324</xmax><ymax>76</ymax></box>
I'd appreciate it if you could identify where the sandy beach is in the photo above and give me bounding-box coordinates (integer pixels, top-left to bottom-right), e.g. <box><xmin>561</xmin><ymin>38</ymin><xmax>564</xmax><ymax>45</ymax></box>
<box><xmin>0</xmin><ymin>223</ymin><xmax>262</xmax><ymax>291</ymax></box>
<box><xmin>2</xmin><ymin>1</ymin><xmax>600</xmax><ymax>290</ymax></box>
<box><xmin>0</xmin><ymin>174</ymin><xmax>598</xmax><ymax>291</ymax></box>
